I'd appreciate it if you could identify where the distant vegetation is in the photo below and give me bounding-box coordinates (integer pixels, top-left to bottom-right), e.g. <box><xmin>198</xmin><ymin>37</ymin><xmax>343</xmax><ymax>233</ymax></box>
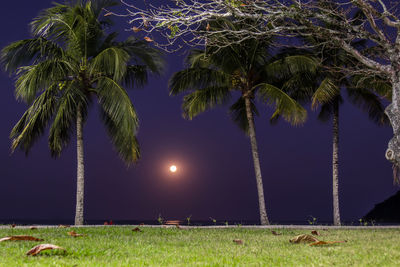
<box><xmin>364</xmin><ymin>191</ymin><xmax>400</xmax><ymax>223</ymax></box>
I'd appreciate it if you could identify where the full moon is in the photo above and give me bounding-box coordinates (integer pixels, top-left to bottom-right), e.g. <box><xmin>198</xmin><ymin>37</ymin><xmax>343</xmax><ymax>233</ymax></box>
<box><xmin>169</xmin><ymin>165</ymin><xmax>177</xmax><ymax>173</ymax></box>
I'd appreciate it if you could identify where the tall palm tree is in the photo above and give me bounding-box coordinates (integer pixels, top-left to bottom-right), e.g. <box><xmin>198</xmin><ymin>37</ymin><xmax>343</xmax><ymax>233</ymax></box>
<box><xmin>311</xmin><ymin>46</ymin><xmax>389</xmax><ymax>226</ymax></box>
<box><xmin>1</xmin><ymin>0</ymin><xmax>164</xmax><ymax>225</ymax></box>
<box><xmin>169</xmin><ymin>27</ymin><xmax>315</xmax><ymax>225</ymax></box>
<box><xmin>298</xmin><ymin>3</ymin><xmax>391</xmax><ymax>226</ymax></box>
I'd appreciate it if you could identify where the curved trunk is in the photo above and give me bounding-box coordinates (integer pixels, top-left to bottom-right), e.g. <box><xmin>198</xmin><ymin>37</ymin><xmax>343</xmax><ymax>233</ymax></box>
<box><xmin>244</xmin><ymin>96</ymin><xmax>269</xmax><ymax>225</ymax></box>
<box><xmin>332</xmin><ymin>99</ymin><xmax>341</xmax><ymax>226</ymax></box>
<box><xmin>75</xmin><ymin>106</ymin><xmax>85</xmax><ymax>225</ymax></box>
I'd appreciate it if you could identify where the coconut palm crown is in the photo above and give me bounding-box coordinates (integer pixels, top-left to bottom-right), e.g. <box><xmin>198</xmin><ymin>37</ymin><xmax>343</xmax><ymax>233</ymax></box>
<box><xmin>169</xmin><ymin>21</ymin><xmax>317</xmax><ymax>225</ymax></box>
<box><xmin>1</xmin><ymin>0</ymin><xmax>164</xmax><ymax>225</ymax></box>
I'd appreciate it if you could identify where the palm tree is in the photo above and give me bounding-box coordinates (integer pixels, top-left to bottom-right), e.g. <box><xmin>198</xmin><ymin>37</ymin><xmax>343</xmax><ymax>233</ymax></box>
<box><xmin>169</xmin><ymin>26</ymin><xmax>316</xmax><ymax>225</ymax></box>
<box><xmin>311</xmin><ymin>46</ymin><xmax>389</xmax><ymax>226</ymax></box>
<box><xmin>297</xmin><ymin>3</ymin><xmax>390</xmax><ymax>226</ymax></box>
<box><xmin>1</xmin><ymin>0</ymin><xmax>164</xmax><ymax>225</ymax></box>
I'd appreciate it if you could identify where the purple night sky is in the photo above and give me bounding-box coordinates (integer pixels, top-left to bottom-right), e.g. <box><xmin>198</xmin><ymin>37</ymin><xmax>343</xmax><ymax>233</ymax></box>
<box><xmin>0</xmin><ymin>0</ymin><xmax>397</xmax><ymax>224</ymax></box>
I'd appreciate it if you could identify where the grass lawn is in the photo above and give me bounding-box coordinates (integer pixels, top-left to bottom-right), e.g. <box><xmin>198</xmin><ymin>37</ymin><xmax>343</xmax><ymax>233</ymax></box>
<box><xmin>0</xmin><ymin>226</ymin><xmax>399</xmax><ymax>266</ymax></box>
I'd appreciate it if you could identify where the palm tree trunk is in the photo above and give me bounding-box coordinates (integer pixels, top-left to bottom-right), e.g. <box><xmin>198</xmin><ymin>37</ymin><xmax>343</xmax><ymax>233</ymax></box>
<box><xmin>332</xmin><ymin>99</ymin><xmax>341</xmax><ymax>226</ymax></box>
<box><xmin>75</xmin><ymin>106</ymin><xmax>85</xmax><ymax>225</ymax></box>
<box><xmin>244</xmin><ymin>96</ymin><xmax>269</xmax><ymax>225</ymax></box>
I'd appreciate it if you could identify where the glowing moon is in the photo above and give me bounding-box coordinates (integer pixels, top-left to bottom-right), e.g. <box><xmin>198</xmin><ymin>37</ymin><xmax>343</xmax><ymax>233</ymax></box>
<box><xmin>169</xmin><ymin>165</ymin><xmax>177</xmax><ymax>173</ymax></box>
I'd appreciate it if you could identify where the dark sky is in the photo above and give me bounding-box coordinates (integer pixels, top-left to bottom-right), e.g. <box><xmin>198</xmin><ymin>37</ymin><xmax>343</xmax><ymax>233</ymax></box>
<box><xmin>0</xmin><ymin>0</ymin><xmax>397</xmax><ymax>224</ymax></box>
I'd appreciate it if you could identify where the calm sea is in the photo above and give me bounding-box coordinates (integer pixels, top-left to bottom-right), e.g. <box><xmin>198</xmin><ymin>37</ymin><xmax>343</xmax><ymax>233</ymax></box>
<box><xmin>0</xmin><ymin>219</ymin><xmax>398</xmax><ymax>226</ymax></box>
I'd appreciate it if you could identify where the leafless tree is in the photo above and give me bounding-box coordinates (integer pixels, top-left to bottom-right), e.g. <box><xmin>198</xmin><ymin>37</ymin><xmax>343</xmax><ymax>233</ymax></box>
<box><xmin>118</xmin><ymin>0</ymin><xmax>400</xmax><ymax>183</ymax></box>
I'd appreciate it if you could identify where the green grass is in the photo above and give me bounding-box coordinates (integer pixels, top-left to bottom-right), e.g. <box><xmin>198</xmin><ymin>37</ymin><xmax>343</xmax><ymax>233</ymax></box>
<box><xmin>0</xmin><ymin>226</ymin><xmax>399</xmax><ymax>266</ymax></box>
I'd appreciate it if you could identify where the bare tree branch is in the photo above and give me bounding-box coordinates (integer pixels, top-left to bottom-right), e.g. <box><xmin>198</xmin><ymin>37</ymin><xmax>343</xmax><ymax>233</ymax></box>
<box><xmin>119</xmin><ymin>0</ymin><xmax>400</xmax><ymax>183</ymax></box>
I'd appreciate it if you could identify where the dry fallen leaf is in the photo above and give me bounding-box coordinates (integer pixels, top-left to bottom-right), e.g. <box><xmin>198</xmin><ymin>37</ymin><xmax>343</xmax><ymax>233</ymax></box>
<box><xmin>30</xmin><ymin>227</ymin><xmax>37</xmax><ymax>230</ymax></box>
<box><xmin>68</xmin><ymin>231</ymin><xmax>85</xmax><ymax>237</ymax></box>
<box><xmin>10</xmin><ymin>224</ymin><xmax>16</xmax><ymax>228</ymax></box>
<box><xmin>233</xmin><ymin>239</ymin><xmax>243</xmax><ymax>245</ymax></box>
<box><xmin>290</xmin><ymin>234</ymin><xmax>347</xmax><ymax>246</ymax></box>
<box><xmin>309</xmin><ymin>240</ymin><xmax>347</xmax><ymax>246</ymax></box>
<box><xmin>271</xmin><ymin>230</ymin><xmax>282</xmax><ymax>236</ymax></box>
<box><xmin>289</xmin><ymin>234</ymin><xmax>319</xmax><ymax>244</ymax></box>
<box><xmin>132</xmin><ymin>227</ymin><xmax>142</xmax><ymax>232</ymax></box>
<box><xmin>144</xmin><ymin>37</ymin><xmax>153</xmax><ymax>42</ymax></box>
<box><xmin>58</xmin><ymin>225</ymin><xmax>70</xmax><ymax>228</ymax></box>
<box><xmin>26</xmin><ymin>244</ymin><xmax>65</xmax><ymax>256</ymax></box>
<box><xmin>0</xmin><ymin>235</ymin><xmax>43</xmax><ymax>242</ymax></box>
<box><xmin>311</xmin><ymin>230</ymin><xmax>321</xmax><ymax>236</ymax></box>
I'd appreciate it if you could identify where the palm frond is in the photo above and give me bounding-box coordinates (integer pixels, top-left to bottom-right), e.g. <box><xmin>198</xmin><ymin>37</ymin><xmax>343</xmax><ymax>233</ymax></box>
<box><xmin>30</xmin><ymin>3</ymin><xmax>69</xmax><ymax>37</ymax></box>
<box><xmin>185</xmin><ymin>49</ymin><xmax>210</xmax><ymax>68</ymax></box>
<box><xmin>351</xmin><ymin>75</ymin><xmax>392</xmax><ymax>102</ymax></box>
<box><xmin>99</xmin><ymin>32</ymin><xmax>118</xmax><ymax>51</ymax></box>
<box><xmin>48</xmin><ymin>83</ymin><xmax>88</xmax><ymax>156</ymax></box>
<box><xmin>119</xmin><ymin>37</ymin><xmax>165</xmax><ymax>75</ymax></box>
<box><xmin>311</xmin><ymin>77</ymin><xmax>340</xmax><ymax>110</ymax></box>
<box><xmin>31</xmin><ymin>6</ymin><xmax>82</xmax><ymax>52</ymax></box>
<box><xmin>257</xmin><ymin>83</ymin><xmax>307</xmax><ymax>125</ymax></box>
<box><xmin>229</xmin><ymin>97</ymin><xmax>259</xmax><ymax>134</ymax></box>
<box><xmin>10</xmin><ymin>85</ymin><xmax>58</xmax><ymax>154</ymax></box>
<box><xmin>100</xmin><ymin>108</ymin><xmax>140</xmax><ymax>163</ymax></box>
<box><xmin>347</xmin><ymin>87</ymin><xmax>389</xmax><ymax>125</ymax></box>
<box><xmin>266</xmin><ymin>55</ymin><xmax>318</xmax><ymax>81</ymax></box>
<box><xmin>15</xmin><ymin>59</ymin><xmax>74</xmax><ymax>104</ymax></box>
<box><xmin>204</xmin><ymin>21</ymin><xmax>272</xmax><ymax>75</ymax></box>
<box><xmin>123</xmin><ymin>65</ymin><xmax>148</xmax><ymax>88</ymax></box>
<box><xmin>280</xmin><ymin>73</ymin><xmax>316</xmax><ymax>104</ymax></box>
<box><xmin>1</xmin><ymin>38</ymin><xmax>65</xmax><ymax>73</ymax></box>
<box><xmin>96</xmin><ymin>76</ymin><xmax>140</xmax><ymax>163</ymax></box>
<box><xmin>169</xmin><ymin>68</ymin><xmax>230</xmax><ymax>95</ymax></box>
<box><xmin>31</xmin><ymin>2</ymin><xmax>99</xmax><ymax>59</ymax></box>
<box><xmin>206</xmin><ymin>45</ymin><xmax>247</xmax><ymax>74</ymax></box>
<box><xmin>90</xmin><ymin>46</ymin><xmax>130</xmax><ymax>82</ymax></box>
<box><xmin>182</xmin><ymin>86</ymin><xmax>231</xmax><ymax>119</ymax></box>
